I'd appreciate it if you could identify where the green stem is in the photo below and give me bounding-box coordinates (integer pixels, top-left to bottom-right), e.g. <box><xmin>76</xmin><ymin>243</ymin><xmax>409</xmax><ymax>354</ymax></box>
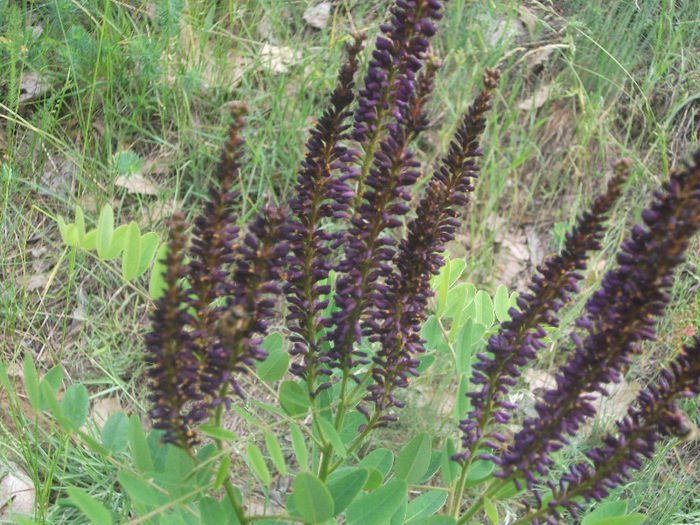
<box><xmin>212</xmin><ymin>385</ymin><xmax>248</xmax><ymax>525</ymax></box>
<box><xmin>456</xmin><ymin>478</ymin><xmax>508</xmax><ymax>525</ymax></box>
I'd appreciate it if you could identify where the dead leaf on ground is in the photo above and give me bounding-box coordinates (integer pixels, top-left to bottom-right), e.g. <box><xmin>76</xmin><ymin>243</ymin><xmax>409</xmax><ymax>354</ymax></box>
<box><xmin>518</xmin><ymin>84</ymin><xmax>550</xmax><ymax>111</ymax></box>
<box><xmin>114</xmin><ymin>174</ymin><xmax>159</xmax><ymax>196</ymax></box>
<box><xmin>524</xmin><ymin>368</ymin><xmax>556</xmax><ymax>394</ymax></box>
<box><xmin>580</xmin><ymin>378</ymin><xmax>641</xmax><ymax>438</ymax></box>
<box><xmin>18</xmin><ymin>71</ymin><xmax>52</xmax><ymax>104</ymax></box>
<box><xmin>71</xmin><ymin>287</ymin><xmax>88</xmax><ymax>322</ymax></box>
<box><xmin>40</xmin><ymin>155</ymin><xmax>76</xmax><ymax>197</ymax></box>
<box><xmin>0</xmin><ymin>464</ymin><xmax>35</xmax><ymax>520</ymax></box>
<box><xmin>518</xmin><ymin>5</ymin><xmax>539</xmax><ymax>34</ymax></box>
<box><xmin>91</xmin><ymin>396</ymin><xmax>123</xmax><ymax>431</ymax></box>
<box><xmin>523</xmin><ymin>44</ymin><xmax>568</xmax><ymax>70</ymax></box>
<box><xmin>525</xmin><ymin>226</ymin><xmax>545</xmax><ymax>266</ymax></box>
<box><xmin>303</xmin><ymin>2</ymin><xmax>332</xmax><ymax>29</ymax></box>
<box><xmin>259</xmin><ymin>43</ymin><xmax>301</xmax><ymax>74</ymax></box>
<box><xmin>496</xmin><ymin>230</ymin><xmax>530</xmax><ymax>290</ymax></box>
<box><xmin>25</xmin><ymin>273</ymin><xmax>49</xmax><ymax>292</ymax></box>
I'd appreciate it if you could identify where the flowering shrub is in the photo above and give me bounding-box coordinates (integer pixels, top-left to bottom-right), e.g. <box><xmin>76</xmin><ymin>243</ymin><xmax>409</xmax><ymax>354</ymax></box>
<box><xmin>27</xmin><ymin>0</ymin><xmax>699</xmax><ymax>523</ymax></box>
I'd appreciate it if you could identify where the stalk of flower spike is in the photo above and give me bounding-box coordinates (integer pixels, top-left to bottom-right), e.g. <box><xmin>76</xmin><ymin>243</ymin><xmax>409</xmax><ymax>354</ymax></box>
<box><xmin>454</xmin><ymin>160</ymin><xmax>630</xmax><ymax>467</ymax></box>
<box><xmin>144</xmin><ymin>213</ymin><xmax>201</xmax><ymax>448</ymax></box>
<box><xmin>285</xmin><ymin>34</ymin><xmax>365</xmax><ymax>385</ymax></box>
<box><xmin>351</xmin><ymin>0</ymin><xmax>444</xmax><ymax>205</ymax></box>
<box><xmin>497</xmin><ymin>151</ymin><xmax>700</xmax><ymax>491</ymax></box>
<box><xmin>325</xmin><ymin>48</ymin><xmax>440</xmax><ymax>377</ymax></box>
<box><xmin>362</xmin><ymin>69</ymin><xmax>501</xmax><ymax>425</ymax></box>
<box><xmin>517</xmin><ymin>338</ymin><xmax>700</xmax><ymax>525</ymax></box>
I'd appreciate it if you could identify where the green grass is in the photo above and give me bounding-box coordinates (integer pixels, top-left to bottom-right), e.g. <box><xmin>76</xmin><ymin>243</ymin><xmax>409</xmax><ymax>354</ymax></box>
<box><xmin>1</xmin><ymin>0</ymin><xmax>699</xmax><ymax>523</ymax></box>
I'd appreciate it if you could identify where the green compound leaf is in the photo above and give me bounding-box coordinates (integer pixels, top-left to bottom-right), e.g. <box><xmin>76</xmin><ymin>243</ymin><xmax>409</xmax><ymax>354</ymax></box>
<box><xmin>199</xmin><ymin>424</ymin><xmax>238</xmax><ymax>441</ymax></box>
<box><xmin>358</xmin><ymin>448</ymin><xmax>394</xmax><ymax>478</ymax></box>
<box><xmin>585</xmin><ymin>515</ymin><xmax>645</xmax><ymax>525</ymax></box>
<box><xmin>122</xmin><ymin>221</ymin><xmax>142</xmax><ymax>281</ymax></box>
<box><xmin>102</xmin><ymin>412</ymin><xmax>129</xmax><ymax>454</ymax></box>
<box><xmin>448</xmin><ymin>257</ymin><xmax>466</xmax><ymax>285</ymax></box>
<box><xmin>454</xmin><ymin>374</ymin><xmax>471</xmax><ymax>422</ymax></box>
<box><xmin>455</xmin><ymin>319</ymin><xmax>484</xmax><ymax>375</ymax></box>
<box><xmin>81</xmin><ymin>229</ymin><xmax>97</xmax><ymax>251</ymax></box>
<box><xmin>39</xmin><ymin>364</ymin><xmax>63</xmax><ymax>410</ymax></box>
<box><xmin>346</xmin><ymin>478</ymin><xmax>407</xmax><ymax>525</ymax></box>
<box><xmin>493</xmin><ymin>284</ymin><xmax>511</xmax><ymax>322</ymax></box>
<box><xmin>255</xmin><ymin>332</ymin><xmax>288</xmax><ymax>382</ymax></box>
<box><xmin>148</xmin><ymin>242</ymin><xmax>169</xmax><ymax>299</ymax></box>
<box><xmin>117</xmin><ymin>470</ymin><xmax>162</xmax><ymax>506</ymax></box>
<box><xmin>464</xmin><ymin>457</ymin><xmax>495</xmax><ymax>487</ymax></box>
<box><xmin>293</xmin><ymin>472</ymin><xmax>334</xmax><ymax>524</ymax></box>
<box><xmin>102</xmin><ymin>224</ymin><xmax>128</xmax><ymax>261</ymax></box>
<box><xmin>484</xmin><ymin>496</ymin><xmax>499</xmax><ymax>525</ymax></box>
<box><xmin>440</xmin><ymin>438</ymin><xmax>459</xmax><ymax>484</ymax></box>
<box><xmin>67</xmin><ymin>486</ymin><xmax>113</xmax><ymax>525</ymax></box>
<box><xmin>317</xmin><ymin>417</ymin><xmax>346</xmax><ymax>458</ymax></box>
<box><xmin>40</xmin><ymin>381</ymin><xmax>71</xmax><ymax>430</ymax></box>
<box><xmin>395</xmin><ymin>432</ymin><xmax>431</xmax><ymax>483</ymax></box>
<box><xmin>56</xmin><ymin>215</ymin><xmax>70</xmax><ymax>245</ymax></box>
<box><xmin>474</xmin><ymin>290</ymin><xmax>495</xmax><ymax>327</ymax></box>
<box><xmin>214</xmin><ymin>455</ymin><xmax>231</xmax><ymax>490</ymax></box>
<box><xmin>405</xmin><ymin>490</ymin><xmax>447</xmax><ymax>522</ymax></box>
<box><xmin>278</xmin><ymin>380</ymin><xmax>310</xmax><ymax>418</ymax></box>
<box><xmin>127</xmin><ymin>414</ymin><xmax>154</xmax><ymax>473</ymax></box>
<box><xmin>418</xmin><ymin>450</ymin><xmax>442</xmax><ymax>483</ymax></box>
<box><xmin>265</xmin><ymin>431</ymin><xmax>287</xmax><ymax>476</ymax></box>
<box><xmin>290</xmin><ymin>423</ymin><xmax>308</xmax><ymax>471</ymax></box>
<box><xmin>74</xmin><ymin>205</ymin><xmax>86</xmax><ymax>243</ymax></box>
<box><xmin>246</xmin><ymin>443</ymin><xmax>271</xmax><ymax>486</ymax></box>
<box><xmin>406</xmin><ymin>516</ymin><xmax>456</xmax><ymax>525</ymax></box>
<box><xmin>581</xmin><ymin>501</ymin><xmax>627</xmax><ymax>524</ymax></box>
<box><xmin>64</xmin><ymin>223</ymin><xmax>79</xmax><ymax>247</ymax></box>
<box><xmin>390</xmin><ymin>497</ymin><xmax>407</xmax><ymax>525</ymax></box>
<box><xmin>138</xmin><ymin>232</ymin><xmax>160</xmax><ymax>276</ymax></box>
<box><xmin>61</xmin><ymin>384</ymin><xmax>89</xmax><ymax>428</ymax></box>
<box><xmin>199</xmin><ymin>496</ymin><xmax>227</xmax><ymax>525</ymax></box>
<box><xmin>326</xmin><ymin>468</ymin><xmax>368</xmax><ymax>516</ymax></box>
<box><xmin>360</xmin><ymin>466</ymin><xmax>383</xmax><ymax>490</ymax></box>
<box><xmin>95</xmin><ymin>204</ymin><xmax>114</xmax><ymax>259</ymax></box>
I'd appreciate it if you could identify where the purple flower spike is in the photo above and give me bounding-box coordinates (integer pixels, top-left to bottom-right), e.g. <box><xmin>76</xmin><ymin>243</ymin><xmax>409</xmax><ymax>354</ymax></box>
<box><xmin>145</xmin><ymin>107</ymin><xmax>290</xmax><ymax>444</ymax></box>
<box><xmin>500</xmin><ymin>151</ymin><xmax>700</xmax><ymax>486</ymax></box>
<box><xmin>145</xmin><ymin>213</ymin><xmax>200</xmax><ymax>447</ymax></box>
<box><xmin>325</xmin><ymin>52</ymin><xmax>443</xmax><ymax>373</ymax></box>
<box><xmin>364</xmin><ymin>69</ymin><xmax>501</xmax><ymax>419</ymax></box>
<box><xmin>353</xmin><ymin>0</ymin><xmax>444</xmax><ymax>145</ymax></box>
<box><xmin>285</xmin><ymin>34</ymin><xmax>365</xmax><ymax>381</ymax></box>
<box><xmin>525</xmin><ymin>339</ymin><xmax>700</xmax><ymax>524</ymax></box>
<box><xmin>457</xmin><ymin>159</ymin><xmax>630</xmax><ymax>464</ymax></box>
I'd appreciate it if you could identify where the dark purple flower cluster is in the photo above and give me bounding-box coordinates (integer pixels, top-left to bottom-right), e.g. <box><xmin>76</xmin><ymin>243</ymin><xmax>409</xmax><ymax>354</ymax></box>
<box><xmin>525</xmin><ymin>338</ymin><xmax>700</xmax><ymax>524</ymax></box>
<box><xmin>325</xmin><ymin>53</ymin><xmax>439</xmax><ymax>372</ymax></box>
<box><xmin>285</xmin><ymin>35</ymin><xmax>365</xmax><ymax>382</ymax></box>
<box><xmin>353</xmin><ymin>0</ymin><xmax>443</xmax><ymax>145</ymax></box>
<box><xmin>454</xmin><ymin>161</ymin><xmax>630</xmax><ymax>463</ymax></box>
<box><xmin>142</xmin><ymin>5</ymin><xmax>700</xmax><ymax>522</ymax></box>
<box><xmin>497</xmin><ymin>151</ymin><xmax>700</xmax><ymax>489</ymax></box>
<box><xmin>147</xmin><ymin>0</ymin><xmax>499</xmax><ymax>445</ymax></box>
<box><xmin>365</xmin><ymin>68</ymin><xmax>501</xmax><ymax>421</ymax></box>
<box><xmin>145</xmin><ymin>106</ymin><xmax>289</xmax><ymax>445</ymax></box>
<box><xmin>323</xmin><ymin>1</ymin><xmax>449</xmax><ymax>378</ymax></box>
<box><xmin>145</xmin><ymin>212</ymin><xmax>200</xmax><ymax>447</ymax></box>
